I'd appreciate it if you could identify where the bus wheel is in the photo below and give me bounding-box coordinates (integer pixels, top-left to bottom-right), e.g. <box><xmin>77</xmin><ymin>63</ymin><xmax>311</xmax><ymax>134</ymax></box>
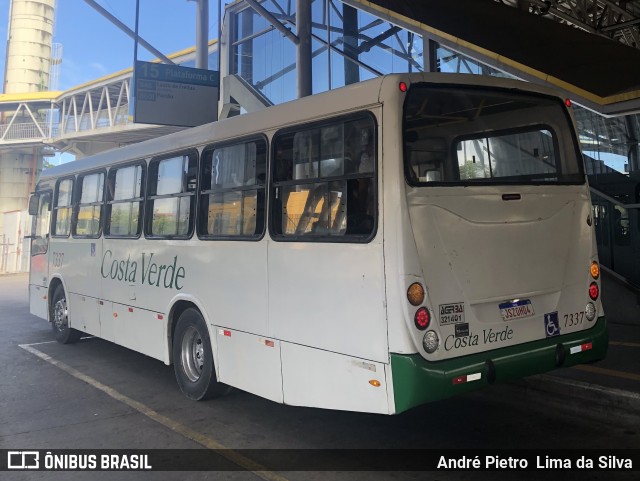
<box><xmin>173</xmin><ymin>308</ymin><xmax>230</xmax><ymax>400</ymax></box>
<box><xmin>50</xmin><ymin>285</ymin><xmax>82</xmax><ymax>344</ymax></box>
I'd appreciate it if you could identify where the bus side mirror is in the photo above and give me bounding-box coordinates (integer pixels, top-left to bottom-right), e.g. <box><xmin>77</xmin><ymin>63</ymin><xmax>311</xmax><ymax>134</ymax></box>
<box><xmin>28</xmin><ymin>194</ymin><xmax>39</xmax><ymax>215</ymax></box>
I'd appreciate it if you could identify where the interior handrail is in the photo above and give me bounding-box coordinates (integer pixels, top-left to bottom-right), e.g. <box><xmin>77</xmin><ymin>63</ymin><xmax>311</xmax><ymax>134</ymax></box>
<box><xmin>590</xmin><ymin>187</ymin><xmax>640</xmax><ymax>210</ymax></box>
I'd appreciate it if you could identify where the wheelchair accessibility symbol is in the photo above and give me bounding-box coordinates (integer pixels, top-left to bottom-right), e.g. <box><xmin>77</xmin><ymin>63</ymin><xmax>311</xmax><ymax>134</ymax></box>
<box><xmin>544</xmin><ymin>312</ymin><xmax>560</xmax><ymax>338</ymax></box>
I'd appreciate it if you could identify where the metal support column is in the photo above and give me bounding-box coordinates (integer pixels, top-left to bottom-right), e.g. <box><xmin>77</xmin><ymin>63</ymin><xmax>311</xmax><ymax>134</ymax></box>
<box><xmin>196</xmin><ymin>0</ymin><xmax>209</xmax><ymax>69</ymax></box>
<box><xmin>296</xmin><ymin>0</ymin><xmax>312</xmax><ymax>98</ymax></box>
<box><xmin>627</xmin><ymin>115</ymin><xmax>640</xmax><ymax>174</ymax></box>
<box><xmin>343</xmin><ymin>4</ymin><xmax>359</xmax><ymax>85</ymax></box>
<box><xmin>423</xmin><ymin>35</ymin><xmax>439</xmax><ymax>73</ymax></box>
<box><xmin>241</xmin><ymin>7</ymin><xmax>254</xmax><ymax>84</ymax></box>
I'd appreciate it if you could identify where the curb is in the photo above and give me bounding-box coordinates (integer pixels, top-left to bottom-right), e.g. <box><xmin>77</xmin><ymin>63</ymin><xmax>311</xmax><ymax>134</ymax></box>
<box><xmin>490</xmin><ymin>374</ymin><xmax>640</xmax><ymax>425</ymax></box>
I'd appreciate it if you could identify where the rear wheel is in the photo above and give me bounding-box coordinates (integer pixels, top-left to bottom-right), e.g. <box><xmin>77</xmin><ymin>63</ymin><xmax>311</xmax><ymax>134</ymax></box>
<box><xmin>173</xmin><ymin>308</ymin><xmax>229</xmax><ymax>400</ymax></box>
<box><xmin>50</xmin><ymin>284</ymin><xmax>82</xmax><ymax>344</ymax></box>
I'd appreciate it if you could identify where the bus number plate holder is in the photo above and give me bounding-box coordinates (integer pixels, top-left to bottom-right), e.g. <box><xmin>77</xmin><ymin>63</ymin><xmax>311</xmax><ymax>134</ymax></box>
<box><xmin>499</xmin><ymin>299</ymin><xmax>534</xmax><ymax>321</ymax></box>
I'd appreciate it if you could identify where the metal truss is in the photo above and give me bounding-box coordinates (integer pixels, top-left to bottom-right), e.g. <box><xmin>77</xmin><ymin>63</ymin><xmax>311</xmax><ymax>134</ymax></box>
<box><xmin>58</xmin><ymin>77</ymin><xmax>130</xmax><ymax>136</ymax></box>
<box><xmin>0</xmin><ymin>102</ymin><xmax>55</xmax><ymax>144</ymax></box>
<box><xmin>498</xmin><ymin>0</ymin><xmax>640</xmax><ymax>48</ymax></box>
<box><xmin>0</xmin><ymin>38</ymin><xmax>212</xmax><ymax>155</ymax></box>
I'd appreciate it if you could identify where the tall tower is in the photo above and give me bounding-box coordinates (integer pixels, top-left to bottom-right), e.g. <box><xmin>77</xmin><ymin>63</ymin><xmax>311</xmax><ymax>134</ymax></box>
<box><xmin>3</xmin><ymin>0</ymin><xmax>55</xmax><ymax>93</ymax></box>
<box><xmin>0</xmin><ymin>0</ymin><xmax>56</xmax><ymax>235</ymax></box>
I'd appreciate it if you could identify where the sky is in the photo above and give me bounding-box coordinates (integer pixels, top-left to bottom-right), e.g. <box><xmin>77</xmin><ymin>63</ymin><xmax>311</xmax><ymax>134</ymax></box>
<box><xmin>0</xmin><ymin>0</ymin><xmax>226</xmax><ymax>91</ymax></box>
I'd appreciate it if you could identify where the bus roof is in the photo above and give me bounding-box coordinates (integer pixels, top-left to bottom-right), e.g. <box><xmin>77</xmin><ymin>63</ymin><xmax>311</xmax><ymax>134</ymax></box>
<box><xmin>39</xmin><ymin>72</ymin><xmax>564</xmax><ymax>183</ymax></box>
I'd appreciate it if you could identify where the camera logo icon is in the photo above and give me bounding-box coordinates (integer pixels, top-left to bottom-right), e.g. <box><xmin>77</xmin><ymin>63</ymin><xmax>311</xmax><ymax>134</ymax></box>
<box><xmin>7</xmin><ymin>451</ymin><xmax>40</xmax><ymax>469</ymax></box>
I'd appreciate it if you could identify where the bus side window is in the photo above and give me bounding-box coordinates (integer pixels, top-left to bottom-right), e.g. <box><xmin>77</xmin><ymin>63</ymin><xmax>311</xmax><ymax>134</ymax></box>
<box><xmin>53</xmin><ymin>177</ymin><xmax>74</xmax><ymax>237</ymax></box>
<box><xmin>147</xmin><ymin>152</ymin><xmax>198</xmax><ymax>238</ymax></box>
<box><xmin>198</xmin><ymin>138</ymin><xmax>267</xmax><ymax>239</ymax></box>
<box><xmin>106</xmin><ymin>163</ymin><xmax>144</xmax><ymax>237</ymax></box>
<box><xmin>73</xmin><ymin>171</ymin><xmax>105</xmax><ymax>238</ymax></box>
<box><xmin>272</xmin><ymin>114</ymin><xmax>376</xmax><ymax>240</ymax></box>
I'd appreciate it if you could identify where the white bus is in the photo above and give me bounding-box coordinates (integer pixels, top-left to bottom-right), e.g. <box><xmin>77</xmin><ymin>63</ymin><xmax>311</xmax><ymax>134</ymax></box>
<box><xmin>28</xmin><ymin>73</ymin><xmax>607</xmax><ymax>414</ymax></box>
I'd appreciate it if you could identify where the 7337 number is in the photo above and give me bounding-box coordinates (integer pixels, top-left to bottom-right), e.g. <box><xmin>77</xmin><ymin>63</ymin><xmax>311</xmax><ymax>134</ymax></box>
<box><xmin>564</xmin><ymin>311</ymin><xmax>584</xmax><ymax>327</ymax></box>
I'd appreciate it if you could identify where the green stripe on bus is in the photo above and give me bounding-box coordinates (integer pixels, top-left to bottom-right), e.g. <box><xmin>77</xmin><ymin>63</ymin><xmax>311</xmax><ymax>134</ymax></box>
<box><xmin>391</xmin><ymin>317</ymin><xmax>608</xmax><ymax>413</ymax></box>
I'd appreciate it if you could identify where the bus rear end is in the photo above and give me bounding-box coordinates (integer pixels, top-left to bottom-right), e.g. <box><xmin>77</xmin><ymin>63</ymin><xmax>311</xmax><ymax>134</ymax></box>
<box><xmin>390</xmin><ymin>78</ymin><xmax>607</xmax><ymax>412</ymax></box>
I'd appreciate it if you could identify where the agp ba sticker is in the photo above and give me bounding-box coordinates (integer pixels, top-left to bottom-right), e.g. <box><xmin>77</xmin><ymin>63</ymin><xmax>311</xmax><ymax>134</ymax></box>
<box><xmin>439</xmin><ymin>303</ymin><xmax>465</xmax><ymax>325</ymax></box>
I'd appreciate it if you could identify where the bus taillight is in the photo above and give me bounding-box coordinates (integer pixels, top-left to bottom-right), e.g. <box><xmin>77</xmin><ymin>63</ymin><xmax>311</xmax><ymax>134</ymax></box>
<box><xmin>407</xmin><ymin>283</ymin><xmax>425</xmax><ymax>306</ymax></box>
<box><xmin>414</xmin><ymin>307</ymin><xmax>430</xmax><ymax>330</ymax></box>
<box><xmin>590</xmin><ymin>261</ymin><xmax>600</xmax><ymax>280</ymax></box>
<box><xmin>589</xmin><ymin>282</ymin><xmax>599</xmax><ymax>301</ymax></box>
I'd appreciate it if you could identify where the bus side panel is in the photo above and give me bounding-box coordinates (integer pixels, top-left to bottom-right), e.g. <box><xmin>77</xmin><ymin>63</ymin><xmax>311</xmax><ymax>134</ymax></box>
<box><xmin>187</xmin><ymin>241</ymin><xmax>269</xmax><ymax>336</ymax></box>
<box><xmin>268</xmin><ymin>241</ymin><xmax>387</xmax><ymax>363</ymax></box>
<box><xmin>281</xmin><ymin>341</ymin><xmax>390</xmax><ymax>414</ymax></box>
<box><xmin>111</xmin><ymin>301</ymin><xmax>167</xmax><ymax>361</ymax></box>
<box><xmin>68</xmin><ymin>293</ymin><xmax>100</xmax><ymax>336</ymax></box>
<box><xmin>96</xmin><ymin>240</ymin><xmax>173</xmax><ymax>361</ymax></box>
<box><xmin>29</xmin><ymin>284</ymin><xmax>48</xmax><ymax>320</ymax></box>
<box><xmin>215</xmin><ymin>328</ymin><xmax>283</xmax><ymax>403</ymax></box>
<box><xmin>62</xmin><ymin>239</ymin><xmax>102</xmax><ymax>335</ymax></box>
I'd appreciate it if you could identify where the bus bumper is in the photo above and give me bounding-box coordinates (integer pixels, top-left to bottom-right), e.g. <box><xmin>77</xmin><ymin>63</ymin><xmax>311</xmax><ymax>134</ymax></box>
<box><xmin>390</xmin><ymin>316</ymin><xmax>608</xmax><ymax>414</ymax></box>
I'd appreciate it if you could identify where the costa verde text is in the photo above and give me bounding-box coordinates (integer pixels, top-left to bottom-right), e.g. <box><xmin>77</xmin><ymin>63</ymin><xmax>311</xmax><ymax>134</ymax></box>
<box><xmin>101</xmin><ymin>250</ymin><xmax>186</xmax><ymax>290</ymax></box>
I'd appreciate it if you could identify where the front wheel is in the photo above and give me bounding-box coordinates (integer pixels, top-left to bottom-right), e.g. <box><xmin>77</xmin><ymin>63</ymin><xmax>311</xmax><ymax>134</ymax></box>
<box><xmin>173</xmin><ymin>308</ymin><xmax>230</xmax><ymax>400</ymax></box>
<box><xmin>50</xmin><ymin>285</ymin><xmax>82</xmax><ymax>344</ymax></box>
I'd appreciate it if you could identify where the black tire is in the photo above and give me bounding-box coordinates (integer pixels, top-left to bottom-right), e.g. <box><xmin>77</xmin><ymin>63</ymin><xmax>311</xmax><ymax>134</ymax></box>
<box><xmin>50</xmin><ymin>284</ymin><xmax>82</xmax><ymax>344</ymax></box>
<box><xmin>173</xmin><ymin>308</ymin><xmax>230</xmax><ymax>400</ymax></box>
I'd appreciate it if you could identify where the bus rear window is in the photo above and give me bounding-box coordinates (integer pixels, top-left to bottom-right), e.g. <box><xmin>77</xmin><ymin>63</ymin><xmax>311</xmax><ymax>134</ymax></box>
<box><xmin>455</xmin><ymin>127</ymin><xmax>557</xmax><ymax>181</ymax></box>
<box><xmin>404</xmin><ymin>85</ymin><xmax>584</xmax><ymax>185</ymax></box>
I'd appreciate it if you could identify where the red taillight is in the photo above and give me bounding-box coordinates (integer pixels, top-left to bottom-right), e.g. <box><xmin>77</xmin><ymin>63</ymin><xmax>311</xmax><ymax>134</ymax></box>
<box><xmin>589</xmin><ymin>282</ymin><xmax>599</xmax><ymax>300</ymax></box>
<box><xmin>414</xmin><ymin>307</ymin><xmax>430</xmax><ymax>330</ymax></box>
<box><xmin>565</xmin><ymin>98</ymin><xmax>572</xmax><ymax>107</ymax></box>
<box><xmin>399</xmin><ymin>81</ymin><xmax>408</xmax><ymax>92</ymax></box>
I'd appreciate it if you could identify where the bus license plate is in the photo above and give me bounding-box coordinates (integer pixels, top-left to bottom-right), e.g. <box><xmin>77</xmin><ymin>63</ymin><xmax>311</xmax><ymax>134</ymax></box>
<box><xmin>499</xmin><ymin>299</ymin><xmax>534</xmax><ymax>321</ymax></box>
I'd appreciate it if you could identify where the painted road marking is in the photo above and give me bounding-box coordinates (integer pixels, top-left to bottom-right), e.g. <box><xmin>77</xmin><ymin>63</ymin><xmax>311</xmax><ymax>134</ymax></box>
<box><xmin>18</xmin><ymin>342</ymin><xmax>289</xmax><ymax>481</ymax></box>
<box><xmin>18</xmin><ymin>340</ymin><xmax>58</xmax><ymax>346</ymax></box>
<box><xmin>573</xmin><ymin>364</ymin><xmax>640</xmax><ymax>382</ymax></box>
<box><xmin>609</xmin><ymin>340</ymin><xmax>640</xmax><ymax>348</ymax></box>
<box><xmin>537</xmin><ymin>373</ymin><xmax>640</xmax><ymax>405</ymax></box>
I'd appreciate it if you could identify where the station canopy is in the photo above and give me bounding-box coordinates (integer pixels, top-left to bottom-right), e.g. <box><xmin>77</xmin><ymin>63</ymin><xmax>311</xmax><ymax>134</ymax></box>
<box><xmin>361</xmin><ymin>0</ymin><xmax>640</xmax><ymax>115</ymax></box>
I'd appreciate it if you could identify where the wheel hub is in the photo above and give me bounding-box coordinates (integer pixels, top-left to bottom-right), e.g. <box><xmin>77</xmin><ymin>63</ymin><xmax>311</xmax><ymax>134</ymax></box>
<box><xmin>53</xmin><ymin>299</ymin><xmax>67</xmax><ymax>331</ymax></box>
<box><xmin>180</xmin><ymin>326</ymin><xmax>205</xmax><ymax>382</ymax></box>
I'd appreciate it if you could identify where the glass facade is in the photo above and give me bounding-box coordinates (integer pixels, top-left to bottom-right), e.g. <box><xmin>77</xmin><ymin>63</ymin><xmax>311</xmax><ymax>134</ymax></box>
<box><xmin>226</xmin><ymin>1</ymin><xmax>638</xmax><ymax>189</ymax></box>
<box><xmin>229</xmin><ymin>1</ymin><xmax>423</xmax><ymax>105</ymax></box>
<box><xmin>225</xmin><ymin>0</ymin><xmax>640</xmax><ymax>281</ymax></box>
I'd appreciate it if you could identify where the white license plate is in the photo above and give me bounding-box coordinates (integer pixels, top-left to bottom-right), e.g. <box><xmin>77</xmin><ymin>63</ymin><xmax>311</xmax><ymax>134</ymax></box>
<box><xmin>499</xmin><ymin>300</ymin><xmax>534</xmax><ymax>321</ymax></box>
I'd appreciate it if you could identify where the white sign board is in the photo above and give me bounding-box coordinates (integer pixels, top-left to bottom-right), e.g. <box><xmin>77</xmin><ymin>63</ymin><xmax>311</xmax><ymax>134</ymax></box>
<box><xmin>133</xmin><ymin>61</ymin><xmax>219</xmax><ymax>127</ymax></box>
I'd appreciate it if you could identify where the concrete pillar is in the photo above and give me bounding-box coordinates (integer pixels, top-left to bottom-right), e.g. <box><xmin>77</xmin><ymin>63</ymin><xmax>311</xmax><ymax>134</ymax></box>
<box><xmin>1</xmin><ymin>0</ymin><xmax>55</xmax><ymax>235</ymax></box>
<box><xmin>3</xmin><ymin>0</ymin><xmax>55</xmax><ymax>94</ymax></box>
